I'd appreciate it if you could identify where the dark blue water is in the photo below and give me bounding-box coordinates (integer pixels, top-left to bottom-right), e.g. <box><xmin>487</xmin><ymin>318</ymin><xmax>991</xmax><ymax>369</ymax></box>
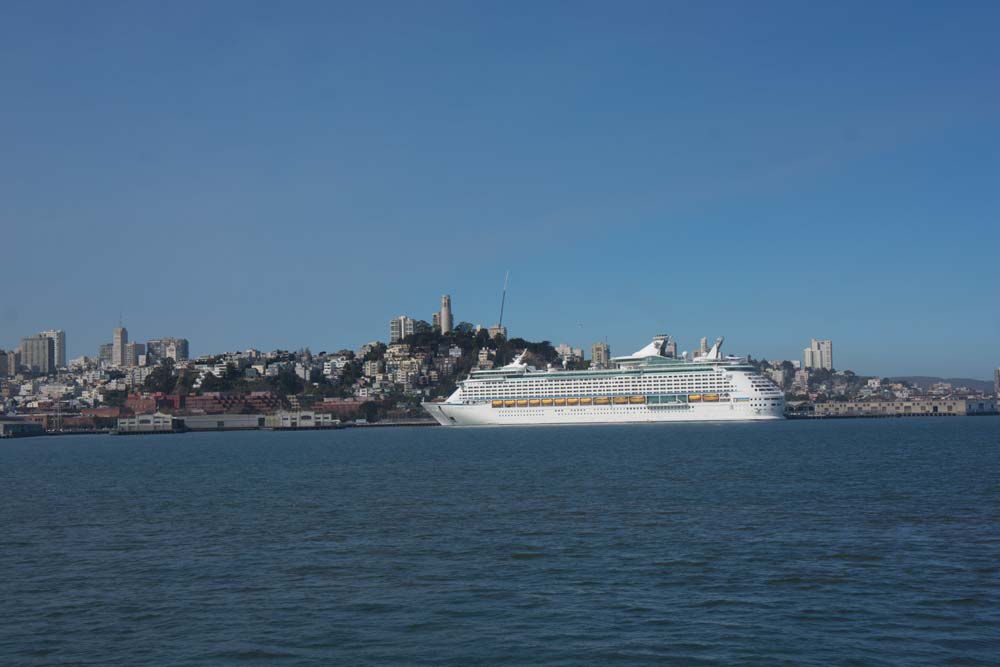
<box><xmin>2</xmin><ymin>419</ymin><xmax>999</xmax><ymax>666</ymax></box>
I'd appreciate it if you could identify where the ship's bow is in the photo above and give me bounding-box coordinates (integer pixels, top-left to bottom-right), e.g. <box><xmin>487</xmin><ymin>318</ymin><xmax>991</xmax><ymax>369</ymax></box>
<box><xmin>422</xmin><ymin>402</ymin><xmax>454</xmax><ymax>426</ymax></box>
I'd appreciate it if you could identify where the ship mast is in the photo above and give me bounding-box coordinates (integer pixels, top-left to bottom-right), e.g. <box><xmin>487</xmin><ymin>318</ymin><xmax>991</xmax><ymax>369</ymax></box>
<box><xmin>498</xmin><ymin>271</ymin><xmax>509</xmax><ymax>330</ymax></box>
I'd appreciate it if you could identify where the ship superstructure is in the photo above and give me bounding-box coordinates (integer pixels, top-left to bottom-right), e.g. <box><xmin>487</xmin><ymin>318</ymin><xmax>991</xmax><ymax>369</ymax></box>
<box><xmin>423</xmin><ymin>335</ymin><xmax>784</xmax><ymax>426</ymax></box>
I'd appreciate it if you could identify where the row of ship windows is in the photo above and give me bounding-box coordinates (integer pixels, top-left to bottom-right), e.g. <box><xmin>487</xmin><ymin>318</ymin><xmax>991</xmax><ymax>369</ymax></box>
<box><xmin>488</xmin><ymin>394</ymin><xmax>730</xmax><ymax>408</ymax></box>
<box><xmin>464</xmin><ymin>382</ymin><xmax>740</xmax><ymax>393</ymax></box>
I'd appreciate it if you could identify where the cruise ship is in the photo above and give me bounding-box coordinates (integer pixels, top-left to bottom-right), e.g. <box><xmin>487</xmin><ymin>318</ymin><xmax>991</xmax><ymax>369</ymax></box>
<box><xmin>423</xmin><ymin>335</ymin><xmax>784</xmax><ymax>426</ymax></box>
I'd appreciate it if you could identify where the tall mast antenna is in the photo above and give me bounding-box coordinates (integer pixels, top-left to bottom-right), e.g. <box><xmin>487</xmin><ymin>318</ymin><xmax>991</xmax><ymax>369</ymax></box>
<box><xmin>498</xmin><ymin>271</ymin><xmax>509</xmax><ymax>328</ymax></box>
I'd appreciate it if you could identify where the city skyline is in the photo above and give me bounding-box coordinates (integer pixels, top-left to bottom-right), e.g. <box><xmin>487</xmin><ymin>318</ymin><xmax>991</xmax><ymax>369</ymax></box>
<box><xmin>1</xmin><ymin>305</ymin><xmax>995</xmax><ymax>381</ymax></box>
<box><xmin>1</xmin><ymin>2</ymin><xmax>998</xmax><ymax>377</ymax></box>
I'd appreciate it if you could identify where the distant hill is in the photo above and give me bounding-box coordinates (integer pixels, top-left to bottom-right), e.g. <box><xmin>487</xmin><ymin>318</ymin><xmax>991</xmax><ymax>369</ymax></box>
<box><xmin>889</xmin><ymin>376</ymin><xmax>994</xmax><ymax>393</ymax></box>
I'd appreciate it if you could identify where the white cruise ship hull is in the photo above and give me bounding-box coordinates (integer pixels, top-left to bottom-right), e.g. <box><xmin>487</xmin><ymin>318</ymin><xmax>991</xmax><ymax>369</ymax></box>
<box><xmin>424</xmin><ymin>335</ymin><xmax>786</xmax><ymax>427</ymax></box>
<box><xmin>423</xmin><ymin>401</ymin><xmax>783</xmax><ymax>426</ymax></box>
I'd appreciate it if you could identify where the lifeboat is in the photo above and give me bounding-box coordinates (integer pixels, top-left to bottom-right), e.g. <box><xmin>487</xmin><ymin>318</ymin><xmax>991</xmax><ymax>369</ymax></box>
<box><xmin>703</xmin><ymin>394</ymin><xmax>719</xmax><ymax>402</ymax></box>
<box><xmin>491</xmin><ymin>400</ymin><xmax>503</xmax><ymax>408</ymax></box>
<box><xmin>629</xmin><ymin>396</ymin><xmax>646</xmax><ymax>404</ymax></box>
<box><xmin>613</xmin><ymin>396</ymin><xmax>628</xmax><ymax>405</ymax></box>
<box><xmin>579</xmin><ymin>397</ymin><xmax>593</xmax><ymax>405</ymax></box>
<box><xmin>516</xmin><ymin>399</ymin><xmax>528</xmax><ymax>407</ymax></box>
<box><xmin>528</xmin><ymin>399</ymin><xmax>541</xmax><ymax>407</ymax></box>
<box><xmin>594</xmin><ymin>397</ymin><xmax>610</xmax><ymax>405</ymax></box>
<box><xmin>554</xmin><ymin>398</ymin><xmax>566</xmax><ymax>406</ymax></box>
<box><xmin>541</xmin><ymin>398</ymin><xmax>553</xmax><ymax>406</ymax></box>
<box><xmin>504</xmin><ymin>400</ymin><xmax>516</xmax><ymax>407</ymax></box>
<box><xmin>566</xmin><ymin>398</ymin><xmax>579</xmax><ymax>406</ymax></box>
<box><xmin>688</xmin><ymin>394</ymin><xmax>702</xmax><ymax>402</ymax></box>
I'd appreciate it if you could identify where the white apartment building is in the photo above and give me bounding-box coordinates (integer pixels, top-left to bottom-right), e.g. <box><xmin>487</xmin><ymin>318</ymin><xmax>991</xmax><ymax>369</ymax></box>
<box><xmin>803</xmin><ymin>339</ymin><xmax>833</xmax><ymax>370</ymax></box>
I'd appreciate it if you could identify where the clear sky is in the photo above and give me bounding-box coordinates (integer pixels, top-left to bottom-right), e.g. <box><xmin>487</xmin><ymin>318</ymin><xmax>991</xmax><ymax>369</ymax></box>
<box><xmin>2</xmin><ymin>1</ymin><xmax>998</xmax><ymax>377</ymax></box>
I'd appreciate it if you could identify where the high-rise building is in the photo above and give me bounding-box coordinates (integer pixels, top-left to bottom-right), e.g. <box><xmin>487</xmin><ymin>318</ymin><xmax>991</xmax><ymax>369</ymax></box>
<box><xmin>40</xmin><ymin>330</ymin><xmax>67</xmax><ymax>368</ymax></box>
<box><xmin>803</xmin><ymin>339</ymin><xmax>833</xmax><ymax>370</ymax></box>
<box><xmin>432</xmin><ymin>312</ymin><xmax>441</xmax><ymax>331</ymax></box>
<box><xmin>389</xmin><ymin>316</ymin><xmax>415</xmax><ymax>344</ymax></box>
<box><xmin>440</xmin><ymin>295</ymin><xmax>453</xmax><ymax>334</ymax></box>
<box><xmin>591</xmin><ymin>341</ymin><xmax>611</xmax><ymax>369</ymax></box>
<box><xmin>165</xmin><ymin>339</ymin><xmax>189</xmax><ymax>362</ymax></box>
<box><xmin>0</xmin><ymin>349</ymin><xmax>7</xmax><ymax>378</ymax></box>
<box><xmin>112</xmin><ymin>327</ymin><xmax>129</xmax><ymax>367</ymax></box>
<box><xmin>99</xmin><ymin>343</ymin><xmax>113</xmax><ymax>366</ymax></box>
<box><xmin>21</xmin><ymin>335</ymin><xmax>55</xmax><ymax>374</ymax></box>
<box><xmin>125</xmin><ymin>341</ymin><xmax>146</xmax><ymax>367</ymax></box>
<box><xmin>147</xmin><ymin>337</ymin><xmax>190</xmax><ymax>362</ymax></box>
<box><xmin>994</xmin><ymin>368</ymin><xmax>1000</xmax><ymax>397</ymax></box>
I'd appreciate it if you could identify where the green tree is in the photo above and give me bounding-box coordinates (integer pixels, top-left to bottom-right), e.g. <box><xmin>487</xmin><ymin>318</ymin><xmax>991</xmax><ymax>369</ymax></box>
<box><xmin>101</xmin><ymin>389</ymin><xmax>129</xmax><ymax>407</ymax></box>
<box><xmin>267</xmin><ymin>367</ymin><xmax>303</xmax><ymax>397</ymax></box>
<box><xmin>364</xmin><ymin>343</ymin><xmax>387</xmax><ymax>361</ymax></box>
<box><xmin>199</xmin><ymin>372</ymin><xmax>225</xmax><ymax>392</ymax></box>
<box><xmin>142</xmin><ymin>360</ymin><xmax>177</xmax><ymax>394</ymax></box>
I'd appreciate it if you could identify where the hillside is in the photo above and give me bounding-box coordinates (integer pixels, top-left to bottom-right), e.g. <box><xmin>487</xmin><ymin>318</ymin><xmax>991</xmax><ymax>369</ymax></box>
<box><xmin>889</xmin><ymin>376</ymin><xmax>994</xmax><ymax>394</ymax></box>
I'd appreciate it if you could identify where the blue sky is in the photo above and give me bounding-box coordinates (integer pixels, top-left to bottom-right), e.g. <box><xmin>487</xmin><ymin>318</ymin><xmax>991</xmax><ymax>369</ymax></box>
<box><xmin>1</xmin><ymin>1</ymin><xmax>998</xmax><ymax>377</ymax></box>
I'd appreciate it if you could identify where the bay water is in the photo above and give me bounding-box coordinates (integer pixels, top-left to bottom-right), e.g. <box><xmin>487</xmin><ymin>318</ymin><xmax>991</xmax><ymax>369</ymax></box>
<box><xmin>1</xmin><ymin>418</ymin><xmax>998</xmax><ymax>665</ymax></box>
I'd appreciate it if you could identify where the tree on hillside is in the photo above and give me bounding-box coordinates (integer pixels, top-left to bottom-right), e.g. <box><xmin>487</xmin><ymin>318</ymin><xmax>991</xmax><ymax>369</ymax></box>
<box><xmin>101</xmin><ymin>389</ymin><xmax>128</xmax><ymax>407</ymax></box>
<box><xmin>199</xmin><ymin>372</ymin><xmax>225</xmax><ymax>393</ymax></box>
<box><xmin>363</xmin><ymin>342</ymin><xmax>387</xmax><ymax>361</ymax></box>
<box><xmin>142</xmin><ymin>359</ymin><xmax>176</xmax><ymax>394</ymax></box>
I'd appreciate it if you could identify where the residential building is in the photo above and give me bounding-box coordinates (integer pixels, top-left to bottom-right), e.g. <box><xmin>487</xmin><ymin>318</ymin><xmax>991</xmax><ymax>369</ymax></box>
<box><xmin>488</xmin><ymin>324</ymin><xmax>507</xmax><ymax>339</ymax></box>
<box><xmin>440</xmin><ymin>295</ymin><xmax>453</xmax><ymax>334</ymax></box>
<box><xmin>99</xmin><ymin>343</ymin><xmax>113</xmax><ymax>366</ymax></box>
<box><xmin>432</xmin><ymin>312</ymin><xmax>441</xmax><ymax>331</ymax></box>
<box><xmin>555</xmin><ymin>343</ymin><xmax>584</xmax><ymax>362</ymax></box>
<box><xmin>20</xmin><ymin>335</ymin><xmax>55</xmax><ymax>374</ymax></box>
<box><xmin>7</xmin><ymin>350</ymin><xmax>21</xmax><ymax>376</ymax></box>
<box><xmin>699</xmin><ymin>337</ymin><xmax>709</xmax><ymax>356</ymax></box>
<box><xmin>803</xmin><ymin>339</ymin><xmax>833</xmax><ymax>370</ymax></box>
<box><xmin>591</xmin><ymin>341</ymin><xmax>611</xmax><ymax>369</ymax></box>
<box><xmin>0</xmin><ymin>350</ymin><xmax>6</xmax><ymax>378</ymax></box>
<box><xmin>112</xmin><ymin>327</ymin><xmax>128</xmax><ymax>367</ymax></box>
<box><xmin>39</xmin><ymin>330</ymin><xmax>67</xmax><ymax>368</ymax></box>
<box><xmin>389</xmin><ymin>316</ymin><xmax>415</xmax><ymax>344</ymax></box>
<box><xmin>793</xmin><ymin>369</ymin><xmax>810</xmax><ymax>390</ymax></box>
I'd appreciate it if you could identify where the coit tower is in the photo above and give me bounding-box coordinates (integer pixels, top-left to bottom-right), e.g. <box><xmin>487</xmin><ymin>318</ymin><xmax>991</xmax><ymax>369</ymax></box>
<box><xmin>440</xmin><ymin>295</ymin><xmax>453</xmax><ymax>334</ymax></box>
